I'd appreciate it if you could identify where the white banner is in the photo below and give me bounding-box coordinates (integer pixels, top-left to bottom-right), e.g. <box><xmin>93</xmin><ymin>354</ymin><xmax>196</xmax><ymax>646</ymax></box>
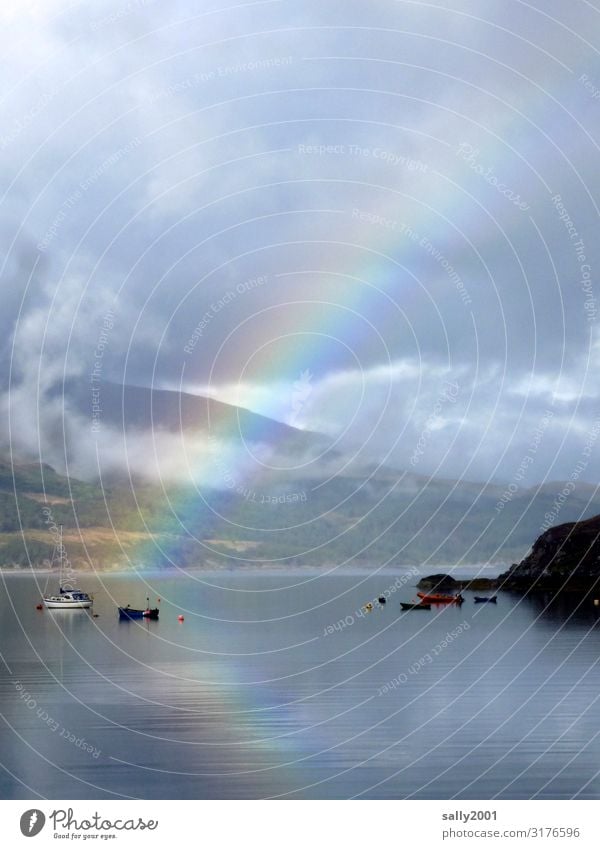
<box><xmin>0</xmin><ymin>800</ymin><xmax>597</xmax><ymax>848</ymax></box>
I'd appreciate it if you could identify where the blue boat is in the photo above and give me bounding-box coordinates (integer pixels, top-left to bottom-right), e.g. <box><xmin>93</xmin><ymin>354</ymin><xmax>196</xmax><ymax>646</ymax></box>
<box><xmin>118</xmin><ymin>605</ymin><xmax>159</xmax><ymax>620</ymax></box>
<box><xmin>474</xmin><ymin>596</ymin><xmax>497</xmax><ymax>604</ymax></box>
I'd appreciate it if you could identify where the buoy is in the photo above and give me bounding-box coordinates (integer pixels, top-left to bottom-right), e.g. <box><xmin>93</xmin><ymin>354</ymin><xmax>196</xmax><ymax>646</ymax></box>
<box><xmin>378</xmin><ymin>596</ymin><xmax>386</xmax><ymax>605</ymax></box>
<box><xmin>178</xmin><ymin>614</ymin><xmax>184</xmax><ymax>622</ymax></box>
<box><xmin>157</xmin><ymin>598</ymin><xmax>161</xmax><ymax>603</ymax></box>
<box><xmin>36</xmin><ymin>604</ymin><xmax>43</xmax><ymax>610</ymax></box>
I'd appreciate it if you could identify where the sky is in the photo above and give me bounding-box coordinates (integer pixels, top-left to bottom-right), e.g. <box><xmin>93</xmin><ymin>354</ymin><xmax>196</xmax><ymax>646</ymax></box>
<box><xmin>1</xmin><ymin>0</ymin><xmax>600</xmax><ymax>485</ymax></box>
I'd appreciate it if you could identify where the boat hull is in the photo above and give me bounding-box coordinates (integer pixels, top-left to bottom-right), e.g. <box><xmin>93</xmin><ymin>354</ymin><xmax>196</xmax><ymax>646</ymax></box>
<box><xmin>43</xmin><ymin>599</ymin><xmax>92</xmax><ymax>609</ymax></box>
<box><xmin>417</xmin><ymin>592</ymin><xmax>463</xmax><ymax>604</ymax></box>
<box><xmin>400</xmin><ymin>602</ymin><xmax>431</xmax><ymax>610</ymax></box>
<box><xmin>474</xmin><ymin>596</ymin><xmax>497</xmax><ymax>603</ymax></box>
<box><xmin>118</xmin><ymin>607</ymin><xmax>159</xmax><ymax>620</ymax></box>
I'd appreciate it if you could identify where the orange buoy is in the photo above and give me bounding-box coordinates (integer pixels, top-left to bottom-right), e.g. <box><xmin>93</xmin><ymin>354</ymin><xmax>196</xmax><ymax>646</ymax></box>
<box><xmin>178</xmin><ymin>614</ymin><xmax>184</xmax><ymax>622</ymax></box>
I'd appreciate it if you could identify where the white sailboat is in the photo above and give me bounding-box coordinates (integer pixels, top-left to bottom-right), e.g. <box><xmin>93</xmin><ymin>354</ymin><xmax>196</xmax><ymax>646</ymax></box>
<box><xmin>42</xmin><ymin>526</ymin><xmax>93</xmax><ymax>610</ymax></box>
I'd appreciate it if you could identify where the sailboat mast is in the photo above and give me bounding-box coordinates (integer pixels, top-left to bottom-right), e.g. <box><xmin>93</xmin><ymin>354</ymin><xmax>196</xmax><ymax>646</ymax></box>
<box><xmin>59</xmin><ymin>524</ymin><xmax>63</xmax><ymax>592</ymax></box>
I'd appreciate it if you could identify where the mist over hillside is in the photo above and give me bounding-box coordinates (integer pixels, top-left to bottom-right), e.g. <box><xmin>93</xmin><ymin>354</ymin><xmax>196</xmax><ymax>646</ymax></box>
<box><xmin>2</xmin><ymin>451</ymin><xmax>600</xmax><ymax>571</ymax></box>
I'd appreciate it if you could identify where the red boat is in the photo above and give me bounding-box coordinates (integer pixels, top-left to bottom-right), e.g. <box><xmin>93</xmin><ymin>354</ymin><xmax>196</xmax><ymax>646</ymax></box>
<box><xmin>417</xmin><ymin>591</ymin><xmax>464</xmax><ymax>605</ymax></box>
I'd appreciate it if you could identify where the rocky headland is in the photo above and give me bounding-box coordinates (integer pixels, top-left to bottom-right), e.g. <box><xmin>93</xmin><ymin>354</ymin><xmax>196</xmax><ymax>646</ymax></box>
<box><xmin>497</xmin><ymin>514</ymin><xmax>600</xmax><ymax>592</ymax></box>
<box><xmin>419</xmin><ymin>514</ymin><xmax>600</xmax><ymax>595</ymax></box>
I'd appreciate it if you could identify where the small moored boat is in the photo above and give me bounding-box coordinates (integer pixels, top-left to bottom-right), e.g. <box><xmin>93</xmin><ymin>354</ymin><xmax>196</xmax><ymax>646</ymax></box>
<box><xmin>118</xmin><ymin>604</ymin><xmax>159</xmax><ymax>620</ymax></box>
<box><xmin>42</xmin><ymin>526</ymin><xmax>93</xmax><ymax>610</ymax></box>
<box><xmin>417</xmin><ymin>592</ymin><xmax>464</xmax><ymax>605</ymax></box>
<box><xmin>474</xmin><ymin>596</ymin><xmax>497</xmax><ymax>604</ymax></box>
<box><xmin>44</xmin><ymin>590</ymin><xmax>93</xmax><ymax>609</ymax></box>
<box><xmin>400</xmin><ymin>602</ymin><xmax>431</xmax><ymax>611</ymax></box>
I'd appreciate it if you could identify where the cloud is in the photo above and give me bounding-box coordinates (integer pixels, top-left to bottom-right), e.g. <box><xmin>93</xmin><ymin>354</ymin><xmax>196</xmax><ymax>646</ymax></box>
<box><xmin>1</xmin><ymin>0</ymin><xmax>600</xmax><ymax>487</ymax></box>
<box><xmin>198</xmin><ymin>353</ymin><xmax>600</xmax><ymax>485</ymax></box>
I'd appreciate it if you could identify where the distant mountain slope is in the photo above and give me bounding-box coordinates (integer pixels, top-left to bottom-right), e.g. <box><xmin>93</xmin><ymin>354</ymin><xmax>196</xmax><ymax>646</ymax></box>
<box><xmin>3</xmin><ymin>458</ymin><xmax>600</xmax><ymax>571</ymax></box>
<box><xmin>61</xmin><ymin>379</ymin><xmax>331</xmax><ymax>454</ymax></box>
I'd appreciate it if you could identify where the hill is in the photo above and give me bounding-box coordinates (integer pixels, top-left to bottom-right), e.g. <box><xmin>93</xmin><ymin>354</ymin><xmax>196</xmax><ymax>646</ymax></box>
<box><xmin>2</xmin><ymin>458</ymin><xmax>600</xmax><ymax>571</ymax></box>
<box><xmin>498</xmin><ymin>514</ymin><xmax>600</xmax><ymax>592</ymax></box>
<box><xmin>62</xmin><ymin>379</ymin><xmax>332</xmax><ymax>457</ymax></box>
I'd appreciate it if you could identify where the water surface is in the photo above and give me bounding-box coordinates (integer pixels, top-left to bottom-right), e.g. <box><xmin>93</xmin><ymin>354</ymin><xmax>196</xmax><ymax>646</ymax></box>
<box><xmin>1</xmin><ymin>570</ymin><xmax>600</xmax><ymax>799</ymax></box>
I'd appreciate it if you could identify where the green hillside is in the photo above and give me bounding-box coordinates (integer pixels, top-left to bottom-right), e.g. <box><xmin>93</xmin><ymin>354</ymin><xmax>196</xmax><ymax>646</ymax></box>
<box><xmin>1</xmin><ymin>460</ymin><xmax>600</xmax><ymax>570</ymax></box>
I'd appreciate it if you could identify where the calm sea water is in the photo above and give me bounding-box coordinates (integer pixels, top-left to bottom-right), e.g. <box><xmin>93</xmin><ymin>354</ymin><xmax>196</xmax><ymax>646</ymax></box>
<box><xmin>1</xmin><ymin>569</ymin><xmax>600</xmax><ymax>800</ymax></box>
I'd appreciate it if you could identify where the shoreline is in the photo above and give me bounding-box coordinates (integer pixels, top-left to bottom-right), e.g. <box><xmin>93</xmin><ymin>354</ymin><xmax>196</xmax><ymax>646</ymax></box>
<box><xmin>0</xmin><ymin>563</ymin><xmax>505</xmax><ymax>579</ymax></box>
